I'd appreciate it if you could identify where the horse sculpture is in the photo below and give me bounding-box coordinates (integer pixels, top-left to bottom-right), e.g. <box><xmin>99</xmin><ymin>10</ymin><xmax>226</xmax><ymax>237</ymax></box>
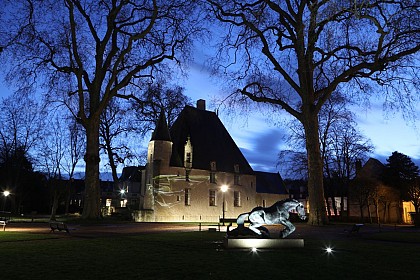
<box><xmin>233</xmin><ymin>199</ymin><xmax>306</xmax><ymax>238</ymax></box>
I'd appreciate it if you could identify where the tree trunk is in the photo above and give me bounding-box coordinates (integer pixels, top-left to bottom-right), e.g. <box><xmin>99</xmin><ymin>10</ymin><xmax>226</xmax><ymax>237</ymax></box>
<box><xmin>50</xmin><ymin>189</ymin><xmax>58</xmax><ymax>221</ymax></box>
<box><xmin>105</xmin><ymin>144</ymin><xmax>119</xmax><ymax>182</ymax></box>
<box><xmin>303</xmin><ymin>110</ymin><xmax>328</xmax><ymax>225</ymax></box>
<box><xmin>82</xmin><ymin>119</ymin><xmax>101</xmax><ymax>219</ymax></box>
<box><xmin>383</xmin><ymin>202</ymin><xmax>388</xmax><ymax>223</ymax></box>
<box><xmin>332</xmin><ymin>196</ymin><xmax>338</xmax><ymax>216</ymax></box>
<box><xmin>375</xmin><ymin>201</ymin><xmax>380</xmax><ymax>224</ymax></box>
<box><xmin>64</xmin><ymin>182</ymin><xmax>71</xmax><ymax>215</ymax></box>
<box><xmin>359</xmin><ymin>204</ymin><xmax>364</xmax><ymax>222</ymax></box>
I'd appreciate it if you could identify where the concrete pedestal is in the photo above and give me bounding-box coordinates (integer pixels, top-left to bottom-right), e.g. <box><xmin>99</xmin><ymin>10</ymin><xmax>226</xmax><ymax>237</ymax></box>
<box><xmin>224</xmin><ymin>238</ymin><xmax>304</xmax><ymax>249</ymax></box>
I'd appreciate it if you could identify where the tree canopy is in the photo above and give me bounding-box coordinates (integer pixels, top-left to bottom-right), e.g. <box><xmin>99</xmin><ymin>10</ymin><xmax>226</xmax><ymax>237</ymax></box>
<box><xmin>0</xmin><ymin>0</ymin><xmax>204</xmax><ymax>218</ymax></box>
<box><xmin>207</xmin><ymin>0</ymin><xmax>419</xmax><ymax>224</ymax></box>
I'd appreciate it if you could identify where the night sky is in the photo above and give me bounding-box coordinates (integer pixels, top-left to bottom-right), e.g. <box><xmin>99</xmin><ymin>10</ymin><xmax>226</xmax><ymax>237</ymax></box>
<box><xmin>1</xmin><ymin>60</ymin><xmax>419</xmax><ymax>176</ymax></box>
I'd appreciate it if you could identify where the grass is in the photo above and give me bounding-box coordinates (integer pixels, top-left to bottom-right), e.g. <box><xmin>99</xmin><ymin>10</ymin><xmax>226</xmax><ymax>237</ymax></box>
<box><xmin>0</xmin><ymin>229</ymin><xmax>419</xmax><ymax>280</ymax></box>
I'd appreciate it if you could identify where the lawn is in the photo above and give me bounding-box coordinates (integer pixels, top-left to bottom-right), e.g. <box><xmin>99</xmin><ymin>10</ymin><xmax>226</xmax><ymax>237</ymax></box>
<box><xmin>0</xmin><ymin>230</ymin><xmax>419</xmax><ymax>280</ymax></box>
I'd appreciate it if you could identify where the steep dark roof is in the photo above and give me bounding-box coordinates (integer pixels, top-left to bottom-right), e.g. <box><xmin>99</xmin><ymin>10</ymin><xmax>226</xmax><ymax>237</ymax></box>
<box><xmin>357</xmin><ymin>158</ymin><xmax>385</xmax><ymax>180</ymax></box>
<box><xmin>151</xmin><ymin>110</ymin><xmax>171</xmax><ymax>141</ymax></box>
<box><xmin>119</xmin><ymin>166</ymin><xmax>145</xmax><ymax>182</ymax></box>
<box><xmin>255</xmin><ymin>171</ymin><xmax>288</xmax><ymax>194</ymax></box>
<box><xmin>169</xmin><ymin>105</ymin><xmax>253</xmax><ymax>174</ymax></box>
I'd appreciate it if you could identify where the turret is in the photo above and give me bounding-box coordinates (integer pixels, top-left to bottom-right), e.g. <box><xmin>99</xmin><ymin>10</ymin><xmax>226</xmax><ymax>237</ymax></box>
<box><xmin>144</xmin><ymin>111</ymin><xmax>172</xmax><ymax>211</ymax></box>
<box><xmin>147</xmin><ymin>110</ymin><xmax>173</xmax><ymax>176</ymax></box>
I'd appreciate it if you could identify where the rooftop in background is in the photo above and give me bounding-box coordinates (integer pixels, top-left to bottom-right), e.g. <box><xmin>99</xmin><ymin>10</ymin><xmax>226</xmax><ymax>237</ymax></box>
<box><xmin>255</xmin><ymin>171</ymin><xmax>287</xmax><ymax>194</ymax></box>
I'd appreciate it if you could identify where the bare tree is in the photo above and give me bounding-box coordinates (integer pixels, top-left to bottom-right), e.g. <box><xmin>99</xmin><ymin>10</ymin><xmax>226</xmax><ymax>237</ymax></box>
<box><xmin>38</xmin><ymin>116</ymin><xmax>65</xmax><ymax>220</ymax></box>
<box><xmin>131</xmin><ymin>82</ymin><xmax>193</xmax><ymax>133</ymax></box>
<box><xmin>61</xmin><ymin>119</ymin><xmax>85</xmax><ymax>214</ymax></box>
<box><xmin>100</xmin><ymin>98</ymin><xmax>134</xmax><ymax>183</ymax></box>
<box><xmin>100</xmin><ymin>82</ymin><xmax>191</xmax><ymax>182</ymax></box>
<box><xmin>37</xmin><ymin>112</ymin><xmax>85</xmax><ymax>219</ymax></box>
<box><xmin>207</xmin><ymin>0</ymin><xmax>419</xmax><ymax>224</ymax></box>
<box><xmin>351</xmin><ymin>176</ymin><xmax>375</xmax><ymax>222</ymax></box>
<box><xmin>323</xmin><ymin>112</ymin><xmax>373</xmax><ymax>218</ymax></box>
<box><xmin>0</xmin><ymin>95</ymin><xmax>44</xmax><ymax>213</ymax></box>
<box><xmin>280</xmin><ymin>93</ymin><xmax>373</xmax><ymax>214</ymax></box>
<box><xmin>0</xmin><ymin>0</ymin><xmax>203</xmax><ymax>219</ymax></box>
<box><xmin>407</xmin><ymin>178</ymin><xmax>420</xmax><ymax>215</ymax></box>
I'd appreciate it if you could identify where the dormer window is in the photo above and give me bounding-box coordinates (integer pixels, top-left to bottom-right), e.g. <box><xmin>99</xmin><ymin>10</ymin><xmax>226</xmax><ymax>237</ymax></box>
<box><xmin>234</xmin><ymin>164</ymin><xmax>240</xmax><ymax>185</ymax></box>
<box><xmin>234</xmin><ymin>164</ymin><xmax>240</xmax><ymax>173</ymax></box>
<box><xmin>210</xmin><ymin>161</ymin><xmax>217</xmax><ymax>171</ymax></box>
<box><xmin>209</xmin><ymin>161</ymin><xmax>216</xmax><ymax>184</ymax></box>
<box><xmin>184</xmin><ymin>136</ymin><xmax>193</xmax><ymax>169</ymax></box>
<box><xmin>210</xmin><ymin>172</ymin><xmax>216</xmax><ymax>184</ymax></box>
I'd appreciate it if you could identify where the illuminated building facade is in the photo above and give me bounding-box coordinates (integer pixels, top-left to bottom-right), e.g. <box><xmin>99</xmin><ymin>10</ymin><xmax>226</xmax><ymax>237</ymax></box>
<box><xmin>128</xmin><ymin>100</ymin><xmax>289</xmax><ymax>222</ymax></box>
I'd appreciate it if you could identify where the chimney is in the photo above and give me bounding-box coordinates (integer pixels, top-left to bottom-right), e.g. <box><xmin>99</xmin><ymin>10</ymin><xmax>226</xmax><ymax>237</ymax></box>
<box><xmin>197</xmin><ymin>99</ymin><xmax>206</xmax><ymax>110</ymax></box>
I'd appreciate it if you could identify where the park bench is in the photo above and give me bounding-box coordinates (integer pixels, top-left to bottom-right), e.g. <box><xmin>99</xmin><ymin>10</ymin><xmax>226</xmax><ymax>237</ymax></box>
<box><xmin>0</xmin><ymin>220</ymin><xmax>7</xmax><ymax>231</ymax></box>
<box><xmin>219</xmin><ymin>218</ymin><xmax>238</xmax><ymax>225</ymax></box>
<box><xmin>0</xmin><ymin>211</ymin><xmax>11</xmax><ymax>231</ymax></box>
<box><xmin>198</xmin><ymin>218</ymin><xmax>244</xmax><ymax>232</ymax></box>
<box><xmin>198</xmin><ymin>222</ymin><xmax>221</xmax><ymax>232</ymax></box>
<box><xmin>49</xmin><ymin>221</ymin><xmax>70</xmax><ymax>233</ymax></box>
<box><xmin>198</xmin><ymin>217</ymin><xmax>250</xmax><ymax>232</ymax></box>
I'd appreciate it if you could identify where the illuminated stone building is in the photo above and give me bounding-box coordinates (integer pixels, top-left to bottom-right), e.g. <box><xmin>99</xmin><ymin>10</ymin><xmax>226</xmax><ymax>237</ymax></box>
<box><xmin>349</xmin><ymin>158</ymin><xmax>402</xmax><ymax>223</ymax></box>
<box><xmin>130</xmin><ymin>100</ymin><xmax>288</xmax><ymax>222</ymax></box>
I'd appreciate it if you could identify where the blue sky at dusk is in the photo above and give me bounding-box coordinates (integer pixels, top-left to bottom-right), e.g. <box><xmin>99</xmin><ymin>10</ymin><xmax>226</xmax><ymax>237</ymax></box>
<box><xmin>182</xmin><ymin>61</ymin><xmax>420</xmax><ymax>172</ymax></box>
<box><xmin>1</xmin><ymin>58</ymin><xmax>419</xmax><ymax>175</ymax></box>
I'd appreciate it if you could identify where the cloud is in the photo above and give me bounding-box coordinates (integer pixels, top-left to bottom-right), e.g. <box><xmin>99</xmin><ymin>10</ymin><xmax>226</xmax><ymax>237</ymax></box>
<box><xmin>237</xmin><ymin>128</ymin><xmax>287</xmax><ymax>173</ymax></box>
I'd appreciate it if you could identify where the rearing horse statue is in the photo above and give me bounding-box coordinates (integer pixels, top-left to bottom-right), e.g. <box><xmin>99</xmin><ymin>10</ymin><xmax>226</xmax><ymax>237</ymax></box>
<box><xmin>235</xmin><ymin>199</ymin><xmax>307</xmax><ymax>238</ymax></box>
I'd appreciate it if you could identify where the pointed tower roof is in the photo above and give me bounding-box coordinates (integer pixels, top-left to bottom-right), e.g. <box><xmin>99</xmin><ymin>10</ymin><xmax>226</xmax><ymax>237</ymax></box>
<box><xmin>151</xmin><ymin>110</ymin><xmax>171</xmax><ymax>141</ymax></box>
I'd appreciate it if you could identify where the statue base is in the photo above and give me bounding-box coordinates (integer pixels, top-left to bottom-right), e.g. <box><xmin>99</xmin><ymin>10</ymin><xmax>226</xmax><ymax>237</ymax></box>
<box><xmin>224</xmin><ymin>238</ymin><xmax>304</xmax><ymax>249</ymax></box>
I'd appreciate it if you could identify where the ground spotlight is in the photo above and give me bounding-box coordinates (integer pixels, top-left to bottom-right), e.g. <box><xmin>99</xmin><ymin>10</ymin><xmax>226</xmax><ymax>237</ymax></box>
<box><xmin>325</xmin><ymin>247</ymin><xmax>333</xmax><ymax>254</ymax></box>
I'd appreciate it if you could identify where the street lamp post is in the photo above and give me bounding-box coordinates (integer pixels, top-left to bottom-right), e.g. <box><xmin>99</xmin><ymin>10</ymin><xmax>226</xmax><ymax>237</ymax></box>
<box><xmin>3</xmin><ymin>191</ymin><xmax>10</xmax><ymax>212</ymax></box>
<box><xmin>220</xmin><ymin>185</ymin><xmax>228</xmax><ymax>225</ymax></box>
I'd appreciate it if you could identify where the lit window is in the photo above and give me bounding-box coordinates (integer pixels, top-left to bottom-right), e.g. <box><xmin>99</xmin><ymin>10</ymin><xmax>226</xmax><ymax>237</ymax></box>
<box><xmin>185</xmin><ymin>188</ymin><xmax>191</xmax><ymax>206</ymax></box>
<box><xmin>184</xmin><ymin>137</ymin><xmax>193</xmax><ymax>168</ymax></box>
<box><xmin>234</xmin><ymin>191</ymin><xmax>241</xmax><ymax>207</ymax></box>
<box><xmin>106</xmin><ymin>199</ymin><xmax>112</xmax><ymax>207</ymax></box>
<box><xmin>120</xmin><ymin>199</ymin><xmax>127</xmax><ymax>207</ymax></box>
<box><xmin>209</xmin><ymin>190</ymin><xmax>216</xmax><ymax>206</ymax></box>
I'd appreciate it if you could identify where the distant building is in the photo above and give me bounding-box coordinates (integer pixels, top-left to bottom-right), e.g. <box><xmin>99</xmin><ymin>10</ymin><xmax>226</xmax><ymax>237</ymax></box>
<box><xmin>117</xmin><ymin>100</ymin><xmax>289</xmax><ymax>222</ymax></box>
<box><xmin>349</xmin><ymin>158</ymin><xmax>402</xmax><ymax>223</ymax></box>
